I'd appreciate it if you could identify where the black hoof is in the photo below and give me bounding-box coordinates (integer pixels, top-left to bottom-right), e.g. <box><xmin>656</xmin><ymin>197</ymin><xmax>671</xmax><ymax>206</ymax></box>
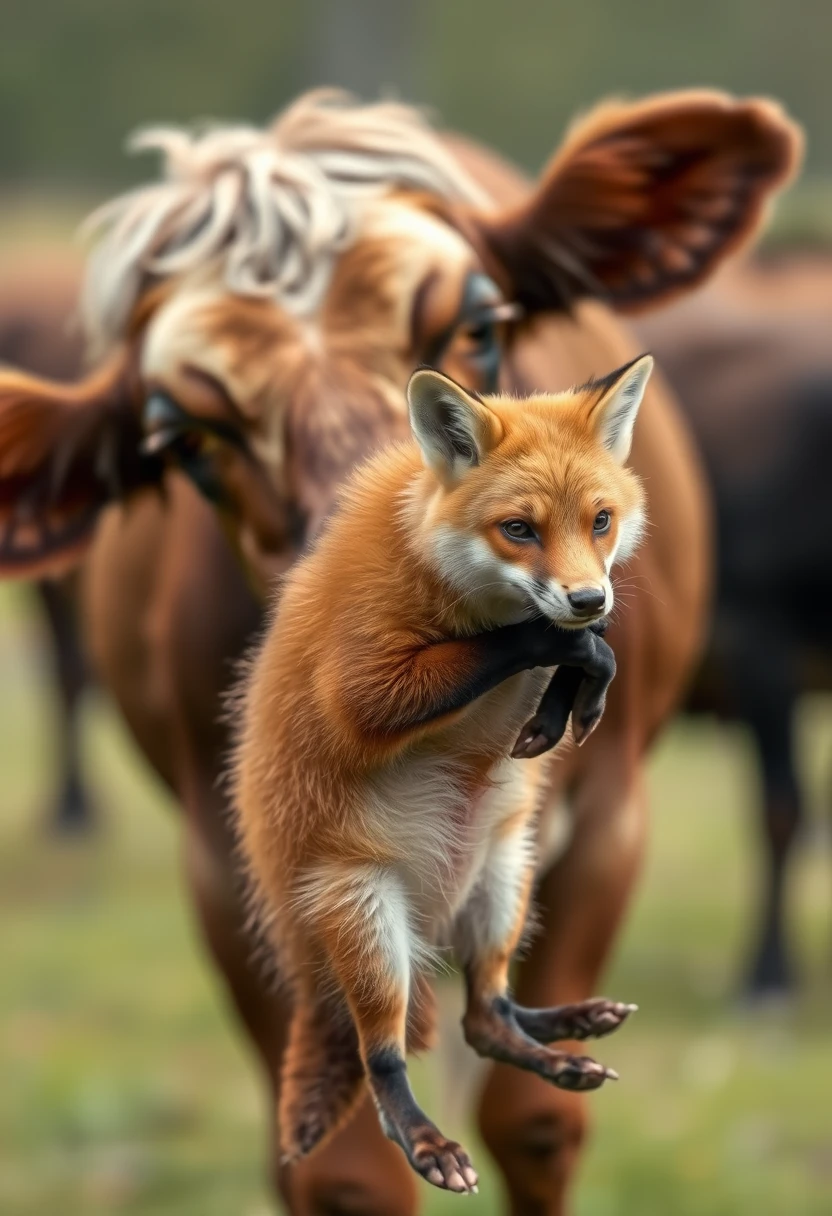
<box><xmin>742</xmin><ymin>943</ymin><xmax>797</xmax><ymax>1003</ymax></box>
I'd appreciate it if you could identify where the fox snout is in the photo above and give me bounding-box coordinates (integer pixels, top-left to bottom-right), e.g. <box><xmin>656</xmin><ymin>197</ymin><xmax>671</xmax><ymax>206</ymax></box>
<box><xmin>531</xmin><ymin>578</ymin><xmax>611</xmax><ymax>627</ymax></box>
<box><xmin>566</xmin><ymin>586</ymin><xmax>606</xmax><ymax>618</ymax></box>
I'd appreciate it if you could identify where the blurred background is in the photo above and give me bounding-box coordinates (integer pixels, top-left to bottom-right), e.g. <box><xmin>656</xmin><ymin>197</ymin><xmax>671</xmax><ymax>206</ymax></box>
<box><xmin>1</xmin><ymin>2</ymin><xmax>831</xmax><ymax>1214</ymax></box>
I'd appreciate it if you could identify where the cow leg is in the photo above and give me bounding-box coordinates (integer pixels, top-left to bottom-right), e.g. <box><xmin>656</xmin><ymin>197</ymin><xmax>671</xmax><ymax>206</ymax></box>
<box><xmin>36</xmin><ymin>578</ymin><xmax>94</xmax><ymax>834</ymax></box>
<box><xmin>181</xmin><ymin>795</ymin><xmax>419</xmax><ymax>1216</ymax></box>
<box><xmin>734</xmin><ymin>643</ymin><xmax>803</xmax><ymax>998</ymax></box>
<box><xmin>477</xmin><ymin>761</ymin><xmax>645</xmax><ymax>1216</ymax></box>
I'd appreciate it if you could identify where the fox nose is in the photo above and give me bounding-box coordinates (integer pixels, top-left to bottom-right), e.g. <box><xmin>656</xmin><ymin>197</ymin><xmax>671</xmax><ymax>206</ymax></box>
<box><xmin>566</xmin><ymin>586</ymin><xmax>606</xmax><ymax>616</ymax></box>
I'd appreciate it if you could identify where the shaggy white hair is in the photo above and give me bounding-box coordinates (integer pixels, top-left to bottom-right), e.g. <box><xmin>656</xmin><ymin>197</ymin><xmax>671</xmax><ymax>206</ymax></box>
<box><xmin>80</xmin><ymin>88</ymin><xmax>490</xmax><ymax>355</ymax></box>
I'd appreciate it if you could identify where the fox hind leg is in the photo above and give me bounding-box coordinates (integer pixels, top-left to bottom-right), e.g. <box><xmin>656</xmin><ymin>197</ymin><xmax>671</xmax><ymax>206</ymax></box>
<box><xmin>311</xmin><ymin>862</ymin><xmax>478</xmax><ymax>1194</ymax></box>
<box><xmin>454</xmin><ymin>818</ymin><xmax>630</xmax><ymax>1089</ymax></box>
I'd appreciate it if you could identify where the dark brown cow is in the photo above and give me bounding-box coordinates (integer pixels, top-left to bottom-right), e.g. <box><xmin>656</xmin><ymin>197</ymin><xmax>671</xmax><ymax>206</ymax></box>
<box><xmin>637</xmin><ymin>251</ymin><xmax>832</xmax><ymax>998</ymax></box>
<box><xmin>0</xmin><ymin>252</ymin><xmax>94</xmax><ymax>832</ymax></box>
<box><xmin>0</xmin><ymin>91</ymin><xmax>800</xmax><ymax>1213</ymax></box>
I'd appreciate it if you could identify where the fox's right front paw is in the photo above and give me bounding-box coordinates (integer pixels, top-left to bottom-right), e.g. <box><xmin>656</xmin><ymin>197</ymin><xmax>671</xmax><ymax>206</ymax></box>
<box><xmin>512</xmin><ymin>664</ymin><xmax>582</xmax><ymax>759</ymax></box>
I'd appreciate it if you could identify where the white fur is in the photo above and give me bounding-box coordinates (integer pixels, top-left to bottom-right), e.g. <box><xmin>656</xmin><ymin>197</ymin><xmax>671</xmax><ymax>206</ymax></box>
<box><xmin>536</xmin><ymin>796</ymin><xmax>575</xmax><ymax>872</ymax></box>
<box><xmin>453</xmin><ymin>813</ymin><xmax>537</xmax><ymax>967</ymax></box>
<box><xmin>80</xmin><ymin>88</ymin><xmax>490</xmax><ymax>356</ymax></box>
<box><xmin>294</xmin><ymin>862</ymin><xmax>422</xmax><ymax>993</ymax></box>
<box><xmin>366</xmin><ymin>698</ymin><xmax>551</xmax><ymax>934</ymax></box>
<box><xmin>595</xmin><ymin>354</ymin><xmax>653</xmax><ymax>463</ymax></box>
<box><xmin>293</xmin><ymin>740</ymin><xmax>551</xmax><ymax>996</ymax></box>
<box><xmin>432</xmin><ymin>526</ymin><xmax>534</xmax><ymax>626</ymax></box>
<box><xmin>612</xmin><ymin>503</ymin><xmax>648</xmax><ymax>563</ymax></box>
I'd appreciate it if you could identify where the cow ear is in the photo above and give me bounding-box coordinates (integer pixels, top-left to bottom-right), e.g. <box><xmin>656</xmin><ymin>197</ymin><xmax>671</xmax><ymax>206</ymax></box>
<box><xmin>0</xmin><ymin>352</ymin><xmax>157</xmax><ymax>578</ymax></box>
<box><xmin>477</xmin><ymin>91</ymin><xmax>803</xmax><ymax>314</ymax></box>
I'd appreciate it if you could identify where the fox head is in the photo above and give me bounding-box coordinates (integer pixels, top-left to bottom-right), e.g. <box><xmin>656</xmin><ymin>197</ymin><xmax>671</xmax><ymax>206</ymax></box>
<box><xmin>406</xmin><ymin>357</ymin><xmax>651</xmax><ymax>628</ymax></box>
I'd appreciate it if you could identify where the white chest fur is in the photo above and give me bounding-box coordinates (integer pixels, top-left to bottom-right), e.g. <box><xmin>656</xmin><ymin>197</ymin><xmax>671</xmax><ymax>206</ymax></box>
<box><xmin>364</xmin><ymin>667</ymin><xmax>554</xmax><ymax>933</ymax></box>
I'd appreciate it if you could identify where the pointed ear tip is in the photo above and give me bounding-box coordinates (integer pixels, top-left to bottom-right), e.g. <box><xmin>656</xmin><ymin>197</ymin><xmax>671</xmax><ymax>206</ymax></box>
<box><xmin>408</xmin><ymin>366</ymin><xmax>456</xmax><ymax>390</ymax></box>
<box><xmin>627</xmin><ymin>353</ymin><xmax>654</xmax><ymax>384</ymax></box>
<box><xmin>407</xmin><ymin>366</ymin><xmax>442</xmax><ymax>402</ymax></box>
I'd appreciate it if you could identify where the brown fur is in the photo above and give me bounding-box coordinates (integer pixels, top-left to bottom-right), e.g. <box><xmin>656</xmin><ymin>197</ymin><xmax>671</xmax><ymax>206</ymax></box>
<box><xmin>0</xmin><ymin>91</ymin><xmax>802</xmax><ymax>1213</ymax></box>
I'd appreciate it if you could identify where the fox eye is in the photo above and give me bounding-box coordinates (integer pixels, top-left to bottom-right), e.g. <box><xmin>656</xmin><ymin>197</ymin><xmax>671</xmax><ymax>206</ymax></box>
<box><xmin>501</xmin><ymin>519</ymin><xmax>537</xmax><ymax>542</ymax></box>
<box><xmin>593</xmin><ymin>509</ymin><xmax>612</xmax><ymax>534</ymax></box>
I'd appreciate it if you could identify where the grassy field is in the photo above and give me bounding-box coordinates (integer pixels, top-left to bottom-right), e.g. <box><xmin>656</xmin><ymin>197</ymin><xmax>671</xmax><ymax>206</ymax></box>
<box><xmin>0</xmin><ymin>580</ymin><xmax>830</xmax><ymax>1216</ymax></box>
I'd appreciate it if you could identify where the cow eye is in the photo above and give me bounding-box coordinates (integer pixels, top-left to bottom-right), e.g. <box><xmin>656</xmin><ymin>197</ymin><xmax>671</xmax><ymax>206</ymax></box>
<box><xmin>141</xmin><ymin>391</ymin><xmax>238</xmax><ymax>505</ymax></box>
<box><xmin>462</xmin><ymin>313</ymin><xmax>496</xmax><ymax>355</ymax></box>
<box><xmin>455</xmin><ymin>275</ymin><xmax>508</xmax><ymax>390</ymax></box>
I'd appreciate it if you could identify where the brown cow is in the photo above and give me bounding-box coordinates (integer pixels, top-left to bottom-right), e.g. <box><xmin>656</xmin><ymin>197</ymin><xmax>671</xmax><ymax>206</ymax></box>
<box><xmin>0</xmin><ymin>91</ymin><xmax>800</xmax><ymax>1214</ymax></box>
<box><xmin>636</xmin><ymin>250</ymin><xmax>832</xmax><ymax>998</ymax></box>
<box><xmin>0</xmin><ymin>252</ymin><xmax>95</xmax><ymax>832</ymax></box>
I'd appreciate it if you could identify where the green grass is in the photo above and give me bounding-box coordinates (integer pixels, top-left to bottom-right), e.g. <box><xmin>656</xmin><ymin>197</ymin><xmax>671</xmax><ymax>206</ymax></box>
<box><xmin>0</xmin><ymin>580</ymin><xmax>830</xmax><ymax>1216</ymax></box>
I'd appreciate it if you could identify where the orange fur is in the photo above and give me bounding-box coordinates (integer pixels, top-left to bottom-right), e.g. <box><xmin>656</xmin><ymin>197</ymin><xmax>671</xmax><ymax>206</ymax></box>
<box><xmin>232</xmin><ymin>360</ymin><xmax>650</xmax><ymax>1187</ymax></box>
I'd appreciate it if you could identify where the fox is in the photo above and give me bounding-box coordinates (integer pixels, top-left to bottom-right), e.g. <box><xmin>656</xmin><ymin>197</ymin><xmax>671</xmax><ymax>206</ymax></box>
<box><xmin>232</xmin><ymin>354</ymin><xmax>653</xmax><ymax>1194</ymax></box>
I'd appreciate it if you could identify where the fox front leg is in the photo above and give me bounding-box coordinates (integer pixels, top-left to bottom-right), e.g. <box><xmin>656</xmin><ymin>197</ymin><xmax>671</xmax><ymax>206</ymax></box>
<box><xmin>512</xmin><ymin>624</ymin><xmax>616</xmax><ymax>759</ymax></box>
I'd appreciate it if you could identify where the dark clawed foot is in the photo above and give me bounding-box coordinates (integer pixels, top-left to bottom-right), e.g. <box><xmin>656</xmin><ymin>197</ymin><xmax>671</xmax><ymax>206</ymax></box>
<box><xmin>511</xmin><ymin>719</ymin><xmax>560</xmax><ymax>760</ymax></box>
<box><xmin>408</xmin><ymin>1128</ymin><xmax>478</xmax><ymax>1194</ymax></box>
<box><xmin>512</xmin><ymin>664</ymin><xmax>582</xmax><ymax>759</ymax></box>
<box><xmin>589</xmin><ymin>617</ymin><xmax>610</xmax><ymax>637</ymax></box>
<box><xmin>549</xmin><ymin>1052</ymin><xmax>619</xmax><ymax>1091</ymax></box>
<box><xmin>463</xmin><ymin>996</ymin><xmax>621</xmax><ymax>1093</ymax></box>
<box><xmin>572</xmin><ymin>711</ymin><xmax>603</xmax><ymax>747</ymax></box>
<box><xmin>373</xmin><ymin>1060</ymin><xmax>479</xmax><ymax>1193</ymax></box>
<box><xmin>570</xmin><ymin>670</ymin><xmax>613</xmax><ymax>746</ymax></box>
<box><xmin>514</xmin><ymin>997</ymin><xmax>638</xmax><ymax>1043</ymax></box>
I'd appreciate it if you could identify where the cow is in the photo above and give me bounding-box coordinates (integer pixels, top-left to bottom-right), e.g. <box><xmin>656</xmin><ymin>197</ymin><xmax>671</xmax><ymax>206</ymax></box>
<box><xmin>0</xmin><ymin>89</ymin><xmax>800</xmax><ymax>1213</ymax></box>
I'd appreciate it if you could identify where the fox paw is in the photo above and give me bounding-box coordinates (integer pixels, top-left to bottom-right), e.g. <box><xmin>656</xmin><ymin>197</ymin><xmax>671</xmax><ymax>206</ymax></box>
<box><xmin>515</xmin><ymin>997</ymin><xmax>638</xmax><ymax>1044</ymax></box>
<box><xmin>407</xmin><ymin>1129</ymin><xmax>478</xmax><ymax>1193</ymax></box>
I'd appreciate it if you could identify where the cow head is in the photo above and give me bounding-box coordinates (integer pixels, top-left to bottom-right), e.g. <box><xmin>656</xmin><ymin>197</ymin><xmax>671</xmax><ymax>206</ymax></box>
<box><xmin>0</xmin><ymin>89</ymin><xmax>801</xmax><ymax>588</ymax></box>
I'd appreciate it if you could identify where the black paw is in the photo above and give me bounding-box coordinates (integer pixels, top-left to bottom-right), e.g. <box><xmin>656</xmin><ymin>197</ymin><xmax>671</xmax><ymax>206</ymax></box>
<box><xmin>516</xmin><ymin>997</ymin><xmax>637</xmax><ymax>1043</ymax></box>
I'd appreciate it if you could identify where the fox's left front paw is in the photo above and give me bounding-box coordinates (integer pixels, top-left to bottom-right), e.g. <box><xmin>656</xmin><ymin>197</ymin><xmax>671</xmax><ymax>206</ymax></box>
<box><xmin>511</xmin><ymin>716</ymin><xmax>560</xmax><ymax>759</ymax></box>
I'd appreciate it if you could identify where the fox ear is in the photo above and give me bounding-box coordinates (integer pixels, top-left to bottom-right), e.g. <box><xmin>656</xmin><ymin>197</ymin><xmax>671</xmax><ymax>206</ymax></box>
<box><xmin>586</xmin><ymin>354</ymin><xmax>653</xmax><ymax>464</ymax></box>
<box><xmin>407</xmin><ymin>369</ymin><xmax>501</xmax><ymax>483</ymax></box>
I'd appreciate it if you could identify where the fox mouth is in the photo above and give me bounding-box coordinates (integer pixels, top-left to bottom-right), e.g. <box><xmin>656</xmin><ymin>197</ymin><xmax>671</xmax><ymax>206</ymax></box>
<box><xmin>526</xmin><ymin>590</ymin><xmax>609</xmax><ymax>630</ymax></box>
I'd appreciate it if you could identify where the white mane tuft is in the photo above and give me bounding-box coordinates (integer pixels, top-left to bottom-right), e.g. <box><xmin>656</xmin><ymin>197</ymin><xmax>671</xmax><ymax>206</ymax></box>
<box><xmin>80</xmin><ymin>88</ymin><xmax>490</xmax><ymax>355</ymax></box>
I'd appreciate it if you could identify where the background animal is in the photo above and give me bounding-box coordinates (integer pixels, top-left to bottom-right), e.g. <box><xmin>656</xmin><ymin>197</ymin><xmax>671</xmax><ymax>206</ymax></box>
<box><xmin>636</xmin><ymin>250</ymin><xmax>832</xmax><ymax>999</ymax></box>
<box><xmin>0</xmin><ymin>89</ymin><xmax>799</xmax><ymax>1216</ymax></box>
